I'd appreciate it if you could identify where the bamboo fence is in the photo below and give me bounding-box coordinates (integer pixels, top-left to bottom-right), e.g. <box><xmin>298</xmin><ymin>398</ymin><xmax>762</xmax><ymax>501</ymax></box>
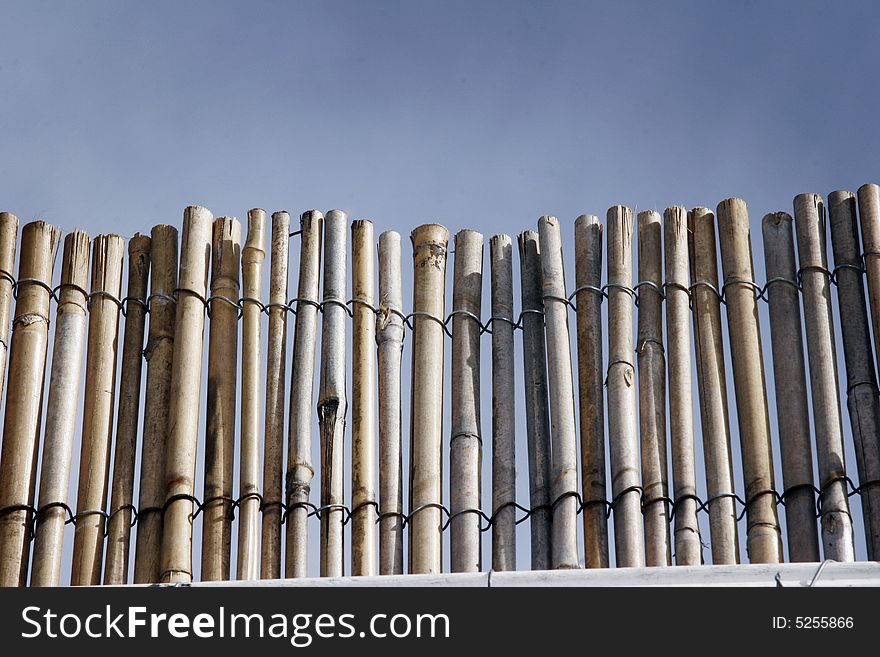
<box><xmin>1</xmin><ymin>187</ymin><xmax>880</xmax><ymax>586</ymax></box>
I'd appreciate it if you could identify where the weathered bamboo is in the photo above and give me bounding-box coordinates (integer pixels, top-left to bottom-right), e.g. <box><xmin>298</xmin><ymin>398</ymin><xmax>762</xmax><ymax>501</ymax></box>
<box><xmin>318</xmin><ymin>209</ymin><xmax>347</xmax><ymax>577</ymax></box>
<box><xmin>517</xmin><ymin>231</ymin><xmax>552</xmax><ymax>570</ymax></box>
<box><xmin>793</xmin><ymin>193</ymin><xmax>854</xmax><ymax>561</ymax></box>
<box><xmin>409</xmin><ymin>223</ymin><xmax>449</xmax><ymax>575</ymax></box>
<box><xmin>285</xmin><ymin>210</ymin><xmax>323</xmax><ymax>579</ymax></box>
<box><xmin>606</xmin><ymin>206</ymin><xmax>644</xmax><ymax>568</ymax></box>
<box><xmin>29</xmin><ymin>231</ymin><xmax>90</xmax><ymax>586</ymax></box>
<box><xmin>573</xmin><ymin>215</ymin><xmax>608</xmax><ymax>568</ymax></box>
<box><xmin>688</xmin><ymin>207</ymin><xmax>739</xmax><ymax>564</ymax></box>
<box><xmin>637</xmin><ymin>210</ymin><xmax>671</xmax><ymax>567</ymax></box>
<box><xmin>261</xmin><ymin>211</ymin><xmax>289</xmax><ymax>579</ymax></box>
<box><xmin>238</xmin><ymin>209</ymin><xmax>265</xmax><ymax>580</ymax></box>
<box><xmin>133</xmin><ymin>224</ymin><xmax>178</xmax><ymax>584</ymax></box>
<box><xmin>351</xmin><ymin>219</ymin><xmax>377</xmax><ymax>576</ymax></box>
<box><xmin>201</xmin><ymin>217</ymin><xmax>241</xmax><ymax>582</ymax></box>
<box><xmin>857</xmin><ymin>184</ymin><xmax>880</xmax><ymax>384</ymax></box>
<box><xmin>104</xmin><ymin>234</ymin><xmax>151</xmax><ymax>584</ymax></box>
<box><xmin>0</xmin><ymin>221</ymin><xmax>60</xmax><ymax>587</ymax></box>
<box><xmin>71</xmin><ymin>234</ymin><xmax>125</xmax><ymax>585</ymax></box>
<box><xmin>537</xmin><ymin>216</ymin><xmax>579</xmax><ymax>570</ymax></box>
<box><xmin>377</xmin><ymin>231</ymin><xmax>404</xmax><ymax>576</ymax></box>
<box><xmin>450</xmin><ymin>229</ymin><xmax>484</xmax><ymax>573</ymax></box>
<box><xmin>663</xmin><ymin>206</ymin><xmax>701</xmax><ymax>566</ymax></box>
<box><xmin>0</xmin><ymin>212</ymin><xmax>19</xmax><ymax>402</ymax></box>
<box><xmin>159</xmin><ymin>205</ymin><xmax>213</xmax><ymax>584</ymax></box>
<box><xmin>490</xmin><ymin>234</ymin><xmax>516</xmax><ymax>571</ymax></box>
<box><xmin>761</xmin><ymin>211</ymin><xmax>820</xmax><ymax>562</ymax></box>
<box><xmin>716</xmin><ymin>197</ymin><xmax>781</xmax><ymax>564</ymax></box>
<box><xmin>828</xmin><ymin>190</ymin><xmax>880</xmax><ymax>559</ymax></box>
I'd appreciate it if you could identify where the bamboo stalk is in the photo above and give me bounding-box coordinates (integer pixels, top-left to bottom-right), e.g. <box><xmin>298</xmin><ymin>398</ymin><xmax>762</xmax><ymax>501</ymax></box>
<box><xmin>261</xmin><ymin>211</ymin><xmax>289</xmax><ymax>579</ymax></box>
<box><xmin>351</xmin><ymin>219</ymin><xmax>377</xmax><ymax>576</ymax></box>
<box><xmin>159</xmin><ymin>205</ymin><xmax>213</xmax><ymax>584</ymax></box>
<box><xmin>409</xmin><ymin>223</ymin><xmax>449</xmax><ymax>575</ymax></box>
<box><xmin>490</xmin><ymin>234</ymin><xmax>516</xmax><ymax>571</ymax></box>
<box><xmin>637</xmin><ymin>210</ymin><xmax>671</xmax><ymax>567</ymax></box>
<box><xmin>201</xmin><ymin>217</ymin><xmax>241</xmax><ymax>581</ymax></box>
<box><xmin>793</xmin><ymin>193</ymin><xmax>854</xmax><ymax>561</ymax></box>
<box><xmin>827</xmin><ymin>190</ymin><xmax>880</xmax><ymax>559</ymax></box>
<box><xmin>537</xmin><ymin>216</ymin><xmax>579</xmax><ymax>569</ymax></box>
<box><xmin>30</xmin><ymin>231</ymin><xmax>90</xmax><ymax>586</ymax></box>
<box><xmin>573</xmin><ymin>215</ymin><xmax>608</xmax><ymax>568</ymax></box>
<box><xmin>606</xmin><ymin>205</ymin><xmax>644</xmax><ymax>568</ymax></box>
<box><xmin>716</xmin><ymin>197</ymin><xmax>781</xmax><ymax>564</ymax></box>
<box><xmin>857</xmin><ymin>184</ymin><xmax>880</xmax><ymax>385</ymax></box>
<box><xmin>238</xmin><ymin>209</ymin><xmax>265</xmax><ymax>580</ymax></box>
<box><xmin>71</xmin><ymin>233</ymin><xmax>125</xmax><ymax>585</ymax></box>
<box><xmin>318</xmin><ymin>209</ymin><xmax>347</xmax><ymax>578</ymax></box>
<box><xmin>0</xmin><ymin>212</ymin><xmax>19</xmax><ymax>402</ymax></box>
<box><xmin>450</xmin><ymin>229</ymin><xmax>484</xmax><ymax>573</ymax></box>
<box><xmin>688</xmin><ymin>207</ymin><xmax>739</xmax><ymax>564</ymax></box>
<box><xmin>133</xmin><ymin>224</ymin><xmax>178</xmax><ymax>583</ymax></box>
<box><xmin>517</xmin><ymin>231</ymin><xmax>552</xmax><ymax>570</ymax></box>
<box><xmin>285</xmin><ymin>210</ymin><xmax>323</xmax><ymax>579</ymax></box>
<box><xmin>761</xmin><ymin>211</ymin><xmax>819</xmax><ymax>562</ymax></box>
<box><xmin>0</xmin><ymin>220</ymin><xmax>61</xmax><ymax>587</ymax></box>
<box><xmin>663</xmin><ymin>206</ymin><xmax>701</xmax><ymax>566</ymax></box>
<box><xmin>104</xmin><ymin>233</ymin><xmax>151</xmax><ymax>584</ymax></box>
<box><xmin>377</xmin><ymin>230</ymin><xmax>404</xmax><ymax>575</ymax></box>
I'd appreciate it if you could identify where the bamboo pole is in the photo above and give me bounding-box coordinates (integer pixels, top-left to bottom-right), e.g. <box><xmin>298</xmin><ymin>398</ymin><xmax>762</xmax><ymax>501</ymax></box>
<box><xmin>104</xmin><ymin>234</ymin><xmax>151</xmax><ymax>584</ymax></box>
<box><xmin>761</xmin><ymin>211</ymin><xmax>820</xmax><ymax>562</ymax></box>
<box><xmin>827</xmin><ymin>190</ymin><xmax>880</xmax><ymax>559</ymax></box>
<box><xmin>637</xmin><ymin>210</ymin><xmax>671</xmax><ymax>567</ymax></box>
<box><xmin>688</xmin><ymin>207</ymin><xmax>739</xmax><ymax>565</ymax></box>
<box><xmin>159</xmin><ymin>205</ymin><xmax>213</xmax><ymax>584</ymax></box>
<box><xmin>351</xmin><ymin>219</ymin><xmax>377</xmax><ymax>576</ymax></box>
<box><xmin>857</xmin><ymin>184</ymin><xmax>880</xmax><ymax>383</ymax></box>
<box><xmin>285</xmin><ymin>210</ymin><xmax>323</xmax><ymax>579</ymax></box>
<box><xmin>0</xmin><ymin>212</ymin><xmax>19</xmax><ymax>402</ymax></box>
<box><xmin>450</xmin><ymin>229</ymin><xmax>483</xmax><ymax>573</ymax></box>
<box><xmin>201</xmin><ymin>217</ymin><xmax>241</xmax><ymax>582</ymax></box>
<box><xmin>238</xmin><ymin>209</ymin><xmax>265</xmax><ymax>580</ymax></box>
<box><xmin>409</xmin><ymin>223</ymin><xmax>449</xmax><ymax>575</ymax></box>
<box><xmin>377</xmin><ymin>230</ymin><xmax>404</xmax><ymax>575</ymax></box>
<box><xmin>490</xmin><ymin>234</ymin><xmax>516</xmax><ymax>571</ymax></box>
<box><xmin>606</xmin><ymin>205</ymin><xmax>644</xmax><ymax>568</ymax></box>
<box><xmin>537</xmin><ymin>216</ymin><xmax>579</xmax><ymax>570</ymax></box>
<box><xmin>793</xmin><ymin>193</ymin><xmax>854</xmax><ymax>561</ymax></box>
<box><xmin>716</xmin><ymin>197</ymin><xmax>781</xmax><ymax>564</ymax></box>
<box><xmin>318</xmin><ymin>209</ymin><xmax>347</xmax><ymax>578</ymax></box>
<box><xmin>663</xmin><ymin>206</ymin><xmax>701</xmax><ymax>566</ymax></box>
<box><xmin>133</xmin><ymin>224</ymin><xmax>178</xmax><ymax>583</ymax></box>
<box><xmin>517</xmin><ymin>231</ymin><xmax>552</xmax><ymax>570</ymax></box>
<box><xmin>30</xmin><ymin>231</ymin><xmax>90</xmax><ymax>586</ymax></box>
<box><xmin>261</xmin><ymin>211</ymin><xmax>289</xmax><ymax>579</ymax></box>
<box><xmin>0</xmin><ymin>220</ymin><xmax>60</xmax><ymax>587</ymax></box>
<box><xmin>573</xmin><ymin>215</ymin><xmax>608</xmax><ymax>568</ymax></box>
<box><xmin>71</xmin><ymin>233</ymin><xmax>125</xmax><ymax>585</ymax></box>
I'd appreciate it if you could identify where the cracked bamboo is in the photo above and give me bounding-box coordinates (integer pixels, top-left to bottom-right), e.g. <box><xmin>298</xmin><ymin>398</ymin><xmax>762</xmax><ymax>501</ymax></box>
<box><xmin>857</xmin><ymin>184</ymin><xmax>880</xmax><ymax>388</ymax></box>
<box><xmin>71</xmin><ymin>233</ymin><xmax>125</xmax><ymax>586</ymax></box>
<box><xmin>538</xmin><ymin>216</ymin><xmax>579</xmax><ymax>569</ymax></box>
<box><xmin>201</xmin><ymin>216</ymin><xmax>241</xmax><ymax>582</ymax></box>
<box><xmin>0</xmin><ymin>213</ymin><xmax>19</xmax><ymax>403</ymax></box>
<box><xmin>517</xmin><ymin>231</ymin><xmax>552</xmax><ymax>570</ymax></box>
<box><xmin>133</xmin><ymin>224</ymin><xmax>178</xmax><ymax>583</ymax></box>
<box><xmin>159</xmin><ymin>205</ymin><xmax>213</xmax><ymax>584</ymax></box>
<box><xmin>30</xmin><ymin>231</ymin><xmax>90</xmax><ymax>586</ymax></box>
<box><xmin>762</xmin><ymin>211</ymin><xmax>819</xmax><ymax>562</ymax></box>
<box><xmin>104</xmin><ymin>234</ymin><xmax>151</xmax><ymax>584</ymax></box>
<box><xmin>261</xmin><ymin>211</ymin><xmax>289</xmax><ymax>579</ymax></box>
<box><xmin>450</xmin><ymin>229</ymin><xmax>483</xmax><ymax>573</ymax></box>
<box><xmin>285</xmin><ymin>210</ymin><xmax>323</xmax><ymax>579</ymax></box>
<box><xmin>409</xmin><ymin>223</ymin><xmax>449</xmax><ymax>575</ymax></box>
<box><xmin>351</xmin><ymin>219</ymin><xmax>377</xmax><ymax>576</ymax></box>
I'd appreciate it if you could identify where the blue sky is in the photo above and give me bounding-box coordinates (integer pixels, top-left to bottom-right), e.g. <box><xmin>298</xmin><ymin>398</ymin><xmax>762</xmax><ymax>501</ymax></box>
<box><xmin>2</xmin><ymin>1</ymin><xmax>879</xmax><ymax>577</ymax></box>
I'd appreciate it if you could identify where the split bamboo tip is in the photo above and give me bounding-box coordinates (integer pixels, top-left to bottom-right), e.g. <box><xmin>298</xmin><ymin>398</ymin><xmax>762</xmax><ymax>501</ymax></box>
<box><xmin>150</xmin><ymin>223</ymin><xmax>179</xmax><ymax>244</ymax></box>
<box><xmin>761</xmin><ymin>211</ymin><xmax>792</xmax><ymax>230</ymax></box>
<box><xmin>637</xmin><ymin>209</ymin><xmax>661</xmax><ymax>228</ymax></box>
<box><xmin>22</xmin><ymin>220</ymin><xmax>62</xmax><ymax>255</ymax></box>
<box><xmin>489</xmin><ymin>234</ymin><xmax>512</xmax><ymax>250</ymax></box>
<box><xmin>61</xmin><ymin>231</ymin><xmax>92</xmax><ymax>289</ymax></box>
<box><xmin>129</xmin><ymin>233</ymin><xmax>151</xmax><ymax>256</ymax></box>
<box><xmin>244</xmin><ymin>210</ymin><xmax>267</xmax><ymax>258</ymax></box>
